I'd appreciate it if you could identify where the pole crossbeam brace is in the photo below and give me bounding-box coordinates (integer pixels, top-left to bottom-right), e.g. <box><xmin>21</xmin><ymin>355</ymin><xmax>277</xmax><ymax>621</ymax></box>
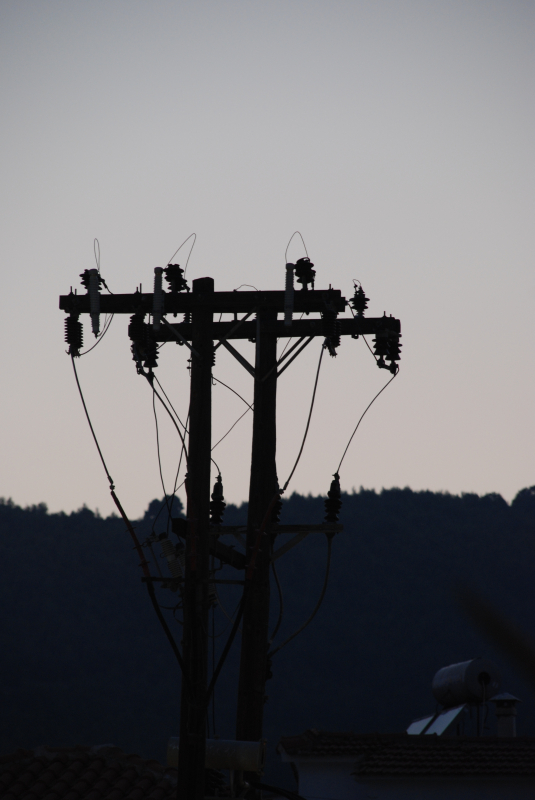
<box><xmin>218</xmin><ymin>339</ymin><xmax>256</xmax><ymax>378</ymax></box>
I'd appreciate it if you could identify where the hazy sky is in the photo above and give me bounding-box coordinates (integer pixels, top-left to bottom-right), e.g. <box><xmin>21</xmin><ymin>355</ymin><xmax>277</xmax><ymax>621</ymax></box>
<box><xmin>0</xmin><ymin>1</ymin><xmax>533</xmax><ymax>518</ymax></box>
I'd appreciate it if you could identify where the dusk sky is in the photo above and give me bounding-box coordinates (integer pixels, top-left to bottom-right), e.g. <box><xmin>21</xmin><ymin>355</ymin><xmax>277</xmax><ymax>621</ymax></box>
<box><xmin>1</xmin><ymin>1</ymin><xmax>533</xmax><ymax>518</ymax></box>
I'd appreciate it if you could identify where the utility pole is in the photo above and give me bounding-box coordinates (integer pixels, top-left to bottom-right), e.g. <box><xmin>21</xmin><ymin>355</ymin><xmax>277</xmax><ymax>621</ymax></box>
<box><xmin>178</xmin><ymin>277</ymin><xmax>214</xmax><ymax>799</ymax></box>
<box><xmin>236</xmin><ymin>308</ymin><xmax>278</xmax><ymax>744</ymax></box>
<box><xmin>60</xmin><ymin>259</ymin><xmax>401</xmax><ymax>800</ymax></box>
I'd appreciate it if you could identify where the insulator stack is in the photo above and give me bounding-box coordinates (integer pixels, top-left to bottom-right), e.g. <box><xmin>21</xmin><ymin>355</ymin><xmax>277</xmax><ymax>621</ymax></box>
<box><xmin>322</xmin><ymin>309</ymin><xmax>337</xmax><ymax>337</ymax></box>
<box><xmin>80</xmin><ymin>268</ymin><xmax>102</xmax><ymax>337</ymax></box>
<box><xmin>153</xmin><ymin>267</ymin><xmax>164</xmax><ymax>331</ymax></box>
<box><xmin>128</xmin><ymin>313</ymin><xmax>148</xmax><ymax>344</ymax></box>
<box><xmin>65</xmin><ymin>314</ymin><xmax>83</xmax><ymax>357</ymax></box>
<box><xmin>324</xmin><ymin>473</ymin><xmax>342</xmax><ymax>523</ymax></box>
<box><xmin>143</xmin><ymin>339</ymin><xmax>159</xmax><ymax>369</ymax></box>
<box><xmin>373</xmin><ymin>329</ymin><xmax>390</xmax><ymax>361</ymax></box>
<box><xmin>183</xmin><ymin>311</ymin><xmax>192</xmax><ymax>324</ymax></box>
<box><xmin>271</xmin><ymin>492</ymin><xmax>283</xmax><ymax>524</ymax></box>
<box><xmin>159</xmin><ymin>535</ymin><xmax>184</xmax><ymax>579</ymax></box>
<box><xmin>294</xmin><ymin>257</ymin><xmax>316</xmax><ymax>291</ymax></box>
<box><xmin>164</xmin><ymin>264</ymin><xmax>189</xmax><ymax>294</ymax></box>
<box><xmin>211</xmin><ymin>346</ymin><xmax>216</xmax><ymax>367</ymax></box>
<box><xmin>209</xmin><ymin>474</ymin><xmax>226</xmax><ymax>526</ymax></box>
<box><xmin>351</xmin><ymin>285</ymin><xmax>369</xmax><ymax>316</ymax></box>
<box><xmin>322</xmin><ymin>310</ymin><xmax>340</xmax><ymax>357</ymax></box>
<box><xmin>387</xmin><ymin>332</ymin><xmax>402</xmax><ymax>373</ymax></box>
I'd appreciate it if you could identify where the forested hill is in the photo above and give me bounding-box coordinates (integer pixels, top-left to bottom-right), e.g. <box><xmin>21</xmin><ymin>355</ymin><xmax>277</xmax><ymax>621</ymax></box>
<box><xmin>1</xmin><ymin>486</ymin><xmax>535</xmax><ymax>787</ymax></box>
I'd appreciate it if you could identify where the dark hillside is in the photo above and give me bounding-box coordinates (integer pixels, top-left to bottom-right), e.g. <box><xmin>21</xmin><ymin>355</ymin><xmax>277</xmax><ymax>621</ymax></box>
<box><xmin>1</xmin><ymin>488</ymin><xmax>534</xmax><ymax>788</ymax></box>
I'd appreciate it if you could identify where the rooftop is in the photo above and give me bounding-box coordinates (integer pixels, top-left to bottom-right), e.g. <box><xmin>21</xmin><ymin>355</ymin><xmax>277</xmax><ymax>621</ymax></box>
<box><xmin>0</xmin><ymin>745</ymin><xmax>225</xmax><ymax>800</ymax></box>
<box><xmin>278</xmin><ymin>731</ymin><xmax>535</xmax><ymax>777</ymax></box>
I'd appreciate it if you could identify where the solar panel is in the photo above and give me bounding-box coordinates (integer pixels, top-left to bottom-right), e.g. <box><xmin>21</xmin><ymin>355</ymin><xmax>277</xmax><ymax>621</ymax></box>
<box><xmin>407</xmin><ymin>715</ymin><xmax>435</xmax><ymax>735</ymax></box>
<box><xmin>425</xmin><ymin>704</ymin><xmax>466</xmax><ymax>735</ymax></box>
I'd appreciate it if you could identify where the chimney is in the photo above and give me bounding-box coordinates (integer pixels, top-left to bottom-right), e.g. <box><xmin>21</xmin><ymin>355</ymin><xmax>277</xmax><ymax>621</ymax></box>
<box><xmin>491</xmin><ymin>693</ymin><xmax>521</xmax><ymax>737</ymax></box>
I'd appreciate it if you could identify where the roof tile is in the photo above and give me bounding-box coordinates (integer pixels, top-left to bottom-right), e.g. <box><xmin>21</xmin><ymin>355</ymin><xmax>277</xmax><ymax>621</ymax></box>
<box><xmin>279</xmin><ymin>731</ymin><xmax>535</xmax><ymax>777</ymax></box>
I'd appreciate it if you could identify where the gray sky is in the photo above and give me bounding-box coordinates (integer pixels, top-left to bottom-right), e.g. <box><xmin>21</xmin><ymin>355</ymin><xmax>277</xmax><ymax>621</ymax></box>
<box><xmin>1</xmin><ymin>0</ymin><xmax>533</xmax><ymax>518</ymax></box>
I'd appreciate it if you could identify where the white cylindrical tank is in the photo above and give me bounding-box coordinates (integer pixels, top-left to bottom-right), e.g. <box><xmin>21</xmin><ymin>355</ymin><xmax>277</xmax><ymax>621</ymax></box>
<box><xmin>432</xmin><ymin>658</ymin><xmax>501</xmax><ymax>707</ymax></box>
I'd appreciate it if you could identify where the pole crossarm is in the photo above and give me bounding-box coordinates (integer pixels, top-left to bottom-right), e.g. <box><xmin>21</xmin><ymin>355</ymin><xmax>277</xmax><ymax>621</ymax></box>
<box><xmin>152</xmin><ymin>316</ymin><xmax>399</xmax><ymax>342</ymax></box>
<box><xmin>59</xmin><ymin>288</ymin><xmax>346</xmax><ymax>315</ymax></box>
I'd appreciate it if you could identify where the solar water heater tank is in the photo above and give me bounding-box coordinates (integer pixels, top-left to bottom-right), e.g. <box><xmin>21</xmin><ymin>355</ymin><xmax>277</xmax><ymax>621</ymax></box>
<box><xmin>432</xmin><ymin>658</ymin><xmax>501</xmax><ymax>707</ymax></box>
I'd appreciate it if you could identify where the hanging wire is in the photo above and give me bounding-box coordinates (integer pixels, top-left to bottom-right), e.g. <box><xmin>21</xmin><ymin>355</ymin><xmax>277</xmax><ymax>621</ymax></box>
<box><xmin>211</xmin><ymin>376</ymin><xmax>254</xmax><ymax>451</ymax></box>
<box><xmin>268</xmin><ymin>556</ymin><xmax>284</xmax><ymax>646</ymax></box>
<box><xmin>268</xmin><ymin>535</ymin><xmax>333</xmax><ymax>658</ymax></box>
<box><xmin>284</xmin><ymin>231</ymin><xmax>309</xmax><ymax>264</ymax></box>
<box><xmin>153</xmin><ymin>374</ymin><xmax>189</xmax><ymax>433</ymax></box>
<box><xmin>78</xmin><ymin>314</ymin><xmax>114</xmax><ymax>357</ymax></box>
<box><xmin>173</xmin><ymin>414</ymin><xmax>189</xmax><ymax>490</ymax></box>
<box><xmin>234</xmin><ymin>284</ymin><xmax>260</xmax><ymax>291</ymax></box>
<box><xmin>139</xmin><ymin>369</ymin><xmax>189</xmax><ymax>469</ymax></box>
<box><xmin>337</xmin><ymin>372</ymin><xmax>398</xmax><ymax>474</ymax></box>
<box><xmin>212</xmin><ymin>376</ymin><xmax>253</xmax><ymax>410</ymax></box>
<box><xmin>281</xmin><ymin>344</ymin><xmax>324</xmax><ymax>493</ymax></box>
<box><xmin>152</xmin><ymin>387</ymin><xmax>173</xmax><ymax>528</ymax></box>
<box><xmin>71</xmin><ymin>356</ymin><xmax>114</xmax><ymax>490</ymax></box>
<box><xmin>212</xmin><ymin>406</ymin><xmax>252</xmax><ymax>452</ymax></box>
<box><xmin>69</xmin><ymin>355</ymin><xmax>189</xmax><ymax>686</ymax></box>
<box><xmin>166</xmin><ymin>232</ymin><xmax>197</xmax><ymax>277</ymax></box>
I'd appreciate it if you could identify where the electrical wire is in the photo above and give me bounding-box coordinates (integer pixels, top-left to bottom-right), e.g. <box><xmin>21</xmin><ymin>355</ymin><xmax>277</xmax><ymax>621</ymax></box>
<box><xmin>212</xmin><ymin>406</ymin><xmax>252</xmax><ymax>452</ymax></box>
<box><xmin>211</xmin><ymin>376</ymin><xmax>254</xmax><ymax>451</ymax></box>
<box><xmin>154</xmin><ymin>375</ymin><xmax>188</xmax><ymax>432</ymax></box>
<box><xmin>71</xmin><ymin>356</ymin><xmax>114</xmax><ymax>490</ymax></box>
<box><xmin>284</xmin><ymin>231</ymin><xmax>309</xmax><ymax>263</ymax></box>
<box><xmin>152</xmin><ymin>388</ymin><xmax>173</xmax><ymax>530</ymax></box>
<box><xmin>281</xmin><ymin>344</ymin><xmax>324</xmax><ymax>493</ymax></box>
<box><xmin>166</xmin><ymin>232</ymin><xmax>196</xmax><ymax>277</ymax></box>
<box><xmin>233</xmin><ymin>284</ymin><xmax>260</xmax><ymax>291</ymax></box>
<box><xmin>78</xmin><ymin>314</ymin><xmax>114</xmax><ymax>357</ymax></box>
<box><xmin>70</xmin><ymin>355</ymin><xmax>189</xmax><ymax>685</ymax></box>
<box><xmin>336</xmin><ymin>371</ymin><xmax>398</xmax><ymax>474</ymax></box>
<box><xmin>139</xmin><ymin>370</ymin><xmax>189</xmax><ymax>470</ymax></box>
<box><xmin>268</xmin><ymin>557</ymin><xmax>284</xmax><ymax>646</ymax></box>
<box><xmin>268</xmin><ymin>535</ymin><xmax>332</xmax><ymax>658</ymax></box>
<box><xmin>212</xmin><ymin>376</ymin><xmax>253</xmax><ymax>410</ymax></box>
<box><xmin>205</xmin><ymin>588</ymin><xmax>247</xmax><ymax>707</ymax></box>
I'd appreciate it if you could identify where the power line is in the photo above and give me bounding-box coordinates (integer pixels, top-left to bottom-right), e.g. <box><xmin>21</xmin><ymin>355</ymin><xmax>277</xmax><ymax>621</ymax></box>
<box><xmin>281</xmin><ymin>344</ymin><xmax>324</xmax><ymax>493</ymax></box>
<box><xmin>268</xmin><ymin>535</ymin><xmax>332</xmax><ymax>658</ymax></box>
<box><xmin>337</xmin><ymin>371</ymin><xmax>398</xmax><ymax>474</ymax></box>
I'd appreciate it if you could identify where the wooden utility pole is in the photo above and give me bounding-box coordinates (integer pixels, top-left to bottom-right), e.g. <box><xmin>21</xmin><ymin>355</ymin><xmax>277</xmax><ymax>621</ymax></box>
<box><xmin>236</xmin><ymin>308</ymin><xmax>278</xmax><ymax>744</ymax></box>
<box><xmin>177</xmin><ymin>277</ymin><xmax>214</xmax><ymax>798</ymax></box>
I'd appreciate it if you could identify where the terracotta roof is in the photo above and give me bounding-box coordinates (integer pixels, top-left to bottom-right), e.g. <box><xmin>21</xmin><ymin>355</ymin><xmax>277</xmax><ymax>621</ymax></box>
<box><xmin>278</xmin><ymin>731</ymin><xmax>535</xmax><ymax>777</ymax></box>
<box><xmin>0</xmin><ymin>745</ymin><xmax>226</xmax><ymax>800</ymax></box>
